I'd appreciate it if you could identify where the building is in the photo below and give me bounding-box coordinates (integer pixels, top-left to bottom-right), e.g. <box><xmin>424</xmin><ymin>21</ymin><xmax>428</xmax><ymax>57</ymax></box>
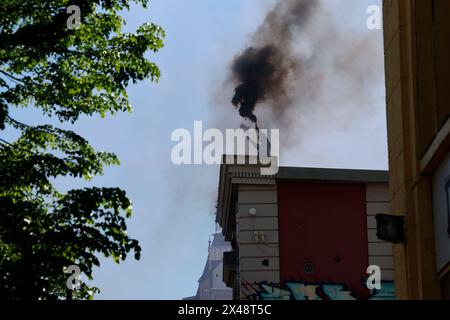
<box><xmin>216</xmin><ymin>160</ymin><xmax>395</xmax><ymax>300</ymax></box>
<box><xmin>383</xmin><ymin>0</ymin><xmax>450</xmax><ymax>299</ymax></box>
<box><xmin>184</xmin><ymin>233</ymin><xmax>232</xmax><ymax>300</ymax></box>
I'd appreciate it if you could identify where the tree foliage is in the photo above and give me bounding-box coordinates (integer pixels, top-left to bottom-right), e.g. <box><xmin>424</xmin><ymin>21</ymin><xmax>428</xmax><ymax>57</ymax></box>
<box><xmin>0</xmin><ymin>0</ymin><xmax>164</xmax><ymax>299</ymax></box>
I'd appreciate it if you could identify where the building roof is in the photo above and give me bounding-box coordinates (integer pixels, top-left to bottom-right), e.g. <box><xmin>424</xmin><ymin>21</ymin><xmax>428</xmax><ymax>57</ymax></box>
<box><xmin>216</xmin><ymin>156</ymin><xmax>389</xmax><ymax>240</ymax></box>
<box><xmin>198</xmin><ymin>260</ymin><xmax>222</xmax><ymax>282</ymax></box>
<box><xmin>183</xmin><ymin>232</ymin><xmax>232</xmax><ymax>300</ymax></box>
<box><xmin>211</xmin><ymin>232</ymin><xmax>229</xmax><ymax>247</ymax></box>
<box><xmin>198</xmin><ymin>233</ymin><xmax>229</xmax><ymax>282</ymax></box>
<box><xmin>276</xmin><ymin>166</ymin><xmax>389</xmax><ymax>183</ymax></box>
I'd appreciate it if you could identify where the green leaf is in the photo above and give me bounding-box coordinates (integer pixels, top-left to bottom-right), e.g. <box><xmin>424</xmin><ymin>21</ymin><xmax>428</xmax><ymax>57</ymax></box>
<box><xmin>0</xmin><ymin>0</ymin><xmax>164</xmax><ymax>300</ymax></box>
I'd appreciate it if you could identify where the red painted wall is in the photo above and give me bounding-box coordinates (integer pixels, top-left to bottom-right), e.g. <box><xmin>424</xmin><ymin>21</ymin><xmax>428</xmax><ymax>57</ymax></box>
<box><xmin>277</xmin><ymin>181</ymin><xmax>369</xmax><ymax>299</ymax></box>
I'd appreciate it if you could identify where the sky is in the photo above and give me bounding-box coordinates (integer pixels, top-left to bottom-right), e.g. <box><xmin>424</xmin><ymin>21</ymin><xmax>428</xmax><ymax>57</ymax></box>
<box><xmin>6</xmin><ymin>0</ymin><xmax>386</xmax><ymax>299</ymax></box>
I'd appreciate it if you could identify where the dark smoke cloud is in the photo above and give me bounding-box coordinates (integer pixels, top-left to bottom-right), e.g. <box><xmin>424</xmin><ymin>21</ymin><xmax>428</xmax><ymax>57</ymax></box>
<box><xmin>230</xmin><ymin>0</ymin><xmax>319</xmax><ymax>124</ymax></box>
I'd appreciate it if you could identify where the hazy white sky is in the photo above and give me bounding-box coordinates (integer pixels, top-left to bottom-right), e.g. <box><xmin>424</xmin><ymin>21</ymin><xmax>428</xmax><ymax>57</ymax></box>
<box><xmin>6</xmin><ymin>0</ymin><xmax>386</xmax><ymax>299</ymax></box>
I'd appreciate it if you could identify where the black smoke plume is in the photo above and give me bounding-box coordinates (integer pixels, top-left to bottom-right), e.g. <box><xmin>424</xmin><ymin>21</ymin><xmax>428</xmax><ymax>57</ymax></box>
<box><xmin>230</xmin><ymin>0</ymin><xmax>319</xmax><ymax>124</ymax></box>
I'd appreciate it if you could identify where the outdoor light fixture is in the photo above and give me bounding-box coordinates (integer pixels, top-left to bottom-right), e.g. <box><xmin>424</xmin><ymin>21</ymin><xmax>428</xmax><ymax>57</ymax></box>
<box><xmin>376</xmin><ymin>214</ymin><xmax>405</xmax><ymax>243</ymax></box>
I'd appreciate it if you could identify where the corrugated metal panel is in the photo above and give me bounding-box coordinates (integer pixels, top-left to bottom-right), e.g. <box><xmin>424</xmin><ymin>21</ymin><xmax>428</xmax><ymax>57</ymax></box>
<box><xmin>369</xmin><ymin>243</ymin><xmax>393</xmax><ymax>256</ymax></box>
<box><xmin>239</xmin><ymin>217</ymin><xmax>278</xmax><ymax>231</ymax></box>
<box><xmin>367</xmin><ymin>202</ymin><xmax>390</xmax><ymax>216</ymax></box>
<box><xmin>239</xmin><ymin>230</ymin><xmax>279</xmax><ymax>244</ymax></box>
<box><xmin>366</xmin><ymin>184</ymin><xmax>391</xmax><ymax>202</ymax></box>
<box><xmin>239</xmin><ymin>191</ymin><xmax>277</xmax><ymax>204</ymax></box>
<box><xmin>240</xmin><ymin>257</ymin><xmax>280</xmax><ymax>271</ymax></box>
<box><xmin>239</xmin><ymin>244</ymin><xmax>279</xmax><ymax>258</ymax></box>
<box><xmin>239</xmin><ymin>204</ymin><xmax>278</xmax><ymax>218</ymax></box>
<box><xmin>240</xmin><ymin>271</ymin><xmax>280</xmax><ymax>284</ymax></box>
<box><xmin>369</xmin><ymin>256</ymin><xmax>395</xmax><ymax>270</ymax></box>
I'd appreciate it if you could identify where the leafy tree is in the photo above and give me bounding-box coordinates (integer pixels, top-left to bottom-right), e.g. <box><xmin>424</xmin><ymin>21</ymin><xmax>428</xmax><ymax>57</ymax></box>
<box><xmin>0</xmin><ymin>0</ymin><xmax>164</xmax><ymax>299</ymax></box>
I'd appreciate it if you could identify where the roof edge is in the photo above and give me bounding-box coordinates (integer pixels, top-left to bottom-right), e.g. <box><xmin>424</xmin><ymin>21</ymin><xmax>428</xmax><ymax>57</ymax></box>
<box><xmin>276</xmin><ymin>166</ymin><xmax>389</xmax><ymax>183</ymax></box>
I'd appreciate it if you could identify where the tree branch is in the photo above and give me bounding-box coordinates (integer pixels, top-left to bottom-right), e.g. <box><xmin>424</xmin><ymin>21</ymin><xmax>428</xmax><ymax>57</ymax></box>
<box><xmin>0</xmin><ymin>69</ymin><xmax>23</xmax><ymax>84</ymax></box>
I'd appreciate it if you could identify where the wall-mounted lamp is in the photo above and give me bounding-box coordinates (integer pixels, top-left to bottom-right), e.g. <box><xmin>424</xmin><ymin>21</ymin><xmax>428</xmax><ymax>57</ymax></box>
<box><xmin>376</xmin><ymin>214</ymin><xmax>405</xmax><ymax>243</ymax></box>
<box><xmin>249</xmin><ymin>208</ymin><xmax>257</xmax><ymax>216</ymax></box>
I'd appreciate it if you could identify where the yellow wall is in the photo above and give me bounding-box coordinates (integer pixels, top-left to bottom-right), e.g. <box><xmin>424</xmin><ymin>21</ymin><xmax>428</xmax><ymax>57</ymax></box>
<box><xmin>383</xmin><ymin>0</ymin><xmax>450</xmax><ymax>299</ymax></box>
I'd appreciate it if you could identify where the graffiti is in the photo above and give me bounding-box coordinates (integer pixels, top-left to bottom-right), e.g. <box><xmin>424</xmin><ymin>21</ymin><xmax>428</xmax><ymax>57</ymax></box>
<box><xmin>245</xmin><ymin>281</ymin><xmax>395</xmax><ymax>300</ymax></box>
<box><xmin>241</xmin><ymin>279</ymin><xmax>262</xmax><ymax>299</ymax></box>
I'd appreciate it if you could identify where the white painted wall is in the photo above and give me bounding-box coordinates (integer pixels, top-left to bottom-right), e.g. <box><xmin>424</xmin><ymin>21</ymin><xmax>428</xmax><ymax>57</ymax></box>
<box><xmin>366</xmin><ymin>183</ymin><xmax>395</xmax><ymax>280</ymax></box>
<box><xmin>237</xmin><ymin>184</ymin><xmax>280</xmax><ymax>299</ymax></box>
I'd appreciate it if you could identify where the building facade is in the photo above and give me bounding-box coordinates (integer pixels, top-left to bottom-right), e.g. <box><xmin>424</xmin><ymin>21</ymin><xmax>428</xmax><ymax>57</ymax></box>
<box><xmin>217</xmin><ymin>162</ymin><xmax>395</xmax><ymax>300</ymax></box>
<box><xmin>383</xmin><ymin>0</ymin><xmax>450</xmax><ymax>299</ymax></box>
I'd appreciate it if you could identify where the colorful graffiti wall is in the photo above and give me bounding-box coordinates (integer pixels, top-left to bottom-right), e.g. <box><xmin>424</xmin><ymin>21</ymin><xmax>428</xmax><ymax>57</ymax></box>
<box><xmin>245</xmin><ymin>281</ymin><xmax>395</xmax><ymax>300</ymax></box>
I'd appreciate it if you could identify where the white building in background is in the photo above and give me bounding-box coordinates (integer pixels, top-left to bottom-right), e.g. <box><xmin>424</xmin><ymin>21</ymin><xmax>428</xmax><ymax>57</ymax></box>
<box><xmin>184</xmin><ymin>233</ymin><xmax>232</xmax><ymax>300</ymax></box>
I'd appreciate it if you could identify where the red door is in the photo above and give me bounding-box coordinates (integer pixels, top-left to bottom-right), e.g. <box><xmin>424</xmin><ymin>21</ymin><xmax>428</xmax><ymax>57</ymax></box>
<box><xmin>277</xmin><ymin>181</ymin><xmax>369</xmax><ymax>299</ymax></box>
